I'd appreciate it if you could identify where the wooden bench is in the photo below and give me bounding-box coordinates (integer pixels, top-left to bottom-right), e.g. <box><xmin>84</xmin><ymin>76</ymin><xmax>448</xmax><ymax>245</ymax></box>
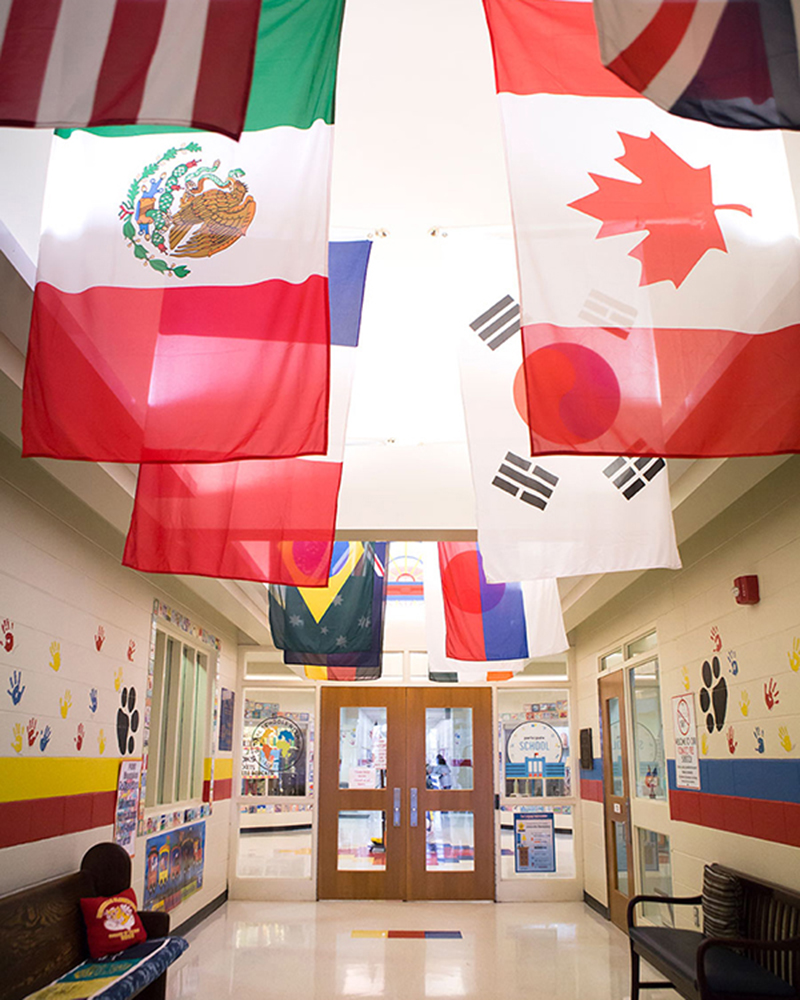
<box><xmin>0</xmin><ymin>843</ymin><xmax>187</xmax><ymax>1000</ymax></box>
<box><xmin>628</xmin><ymin>865</ymin><xmax>800</xmax><ymax>1000</ymax></box>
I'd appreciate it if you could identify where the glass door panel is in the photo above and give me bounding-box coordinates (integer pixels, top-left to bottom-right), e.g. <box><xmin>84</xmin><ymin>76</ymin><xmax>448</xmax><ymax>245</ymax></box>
<box><xmin>425</xmin><ymin>708</ymin><xmax>473</xmax><ymax>790</ymax></box>
<box><xmin>599</xmin><ymin>671</ymin><xmax>633</xmax><ymax>930</ymax></box>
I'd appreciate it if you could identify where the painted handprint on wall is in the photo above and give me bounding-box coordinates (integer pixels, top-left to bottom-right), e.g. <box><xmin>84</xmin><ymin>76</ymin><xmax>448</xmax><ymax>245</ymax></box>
<box><xmin>114</xmin><ymin>668</ymin><xmax>123</xmax><ymax>692</ymax></box>
<box><xmin>89</xmin><ymin>688</ymin><xmax>98</xmax><ymax>713</ymax></box>
<box><xmin>727</xmin><ymin>650</ymin><xmax>739</xmax><ymax>676</ymax></box>
<box><xmin>60</xmin><ymin>690</ymin><xmax>72</xmax><ymax>718</ymax></box>
<box><xmin>127</xmin><ymin>640</ymin><xmax>136</xmax><ymax>661</ymax></box>
<box><xmin>98</xmin><ymin>729</ymin><xmax>106</xmax><ymax>754</ymax></box>
<box><xmin>739</xmin><ymin>690</ymin><xmax>750</xmax><ymax>717</ymax></box>
<box><xmin>2</xmin><ymin>619</ymin><xmax>15</xmax><ymax>652</ymax></box>
<box><xmin>39</xmin><ymin>725</ymin><xmax>51</xmax><ymax>752</ymax></box>
<box><xmin>75</xmin><ymin>723</ymin><xmax>85</xmax><ymax>750</ymax></box>
<box><xmin>7</xmin><ymin>670</ymin><xmax>25</xmax><ymax>705</ymax></box>
<box><xmin>764</xmin><ymin>678</ymin><xmax>780</xmax><ymax>710</ymax></box>
<box><xmin>727</xmin><ymin>726</ymin><xmax>737</xmax><ymax>754</ymax></box>
<box><xmin>779</xmin><ymin>726</ymin><xmax>793</xmax><ymax>753</ymax></box>
<box><xmin>789</xmin><ymin>638</ymin><xmax>800</xmax><ymax>673</ymax></box>
<box><xmin>680</xmin><ymin>666</ymin><xmax>690</xmax><ymax>691</ymax></box>
<box><xmin>12</xmin><ymin>723</ymin><xmax>23</xmax><ymax>753</ymax></box>
<box><xmin>49</xmin><ymin>641</ymin><xmax>61</xmax><ymax>671</ymax></box>
<box><xmin>95</xmin><ymin>625</ymin><xmax>105</xmax><ymax>651</ymax></box>
<box><xmin>26</xmin><ymin>718</ymin><xmax>38</xmax><ymax>746</ymax></box>
<box><xmin>701</xmin><ymin>732</ymin><xmax>709</xmax><ymax>756</ymax></box>
<box><xmin>710</xmin><ymin>626</ymin><xmax>722</xmax><ymax>652</ymax></box>
<box><xmin>753</xmin><ymin>727</ymin><xmax>765</xmax><ymax>754</ymax></box>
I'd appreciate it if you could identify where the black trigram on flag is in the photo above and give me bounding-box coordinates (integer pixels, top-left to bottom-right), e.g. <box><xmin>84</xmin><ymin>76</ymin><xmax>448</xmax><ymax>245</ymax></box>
<box><xmin>603</xmin><ymin>456</ymin><xmax>666</xmax><ymax>499</ymax></box>
<box><xmin>579</xmin><ymin>290</ymin><xmax>637</xmax><ymax>339</ymax></box>
<box><xmin>492</xmin><ymin>452</ymin><xmax>559</xmax><ymax>509</ymax></box>
<box><xmin>470</xmin><ymin>295</ymin><xmax>520</xmax><ymax>350</ymax></box>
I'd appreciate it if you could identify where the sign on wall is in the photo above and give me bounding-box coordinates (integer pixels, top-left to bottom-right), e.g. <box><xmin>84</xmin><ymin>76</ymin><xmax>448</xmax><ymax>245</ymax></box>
<box><xmin>671</xmin><ymin>694</ymin><xmax>701</xmax><ymax>790</ymax></box>
<box><xmin>219</xmin><ymin>688</ymin><xmax>235</xmax><ymax>752</ymax></box>
<box><xmin>114</xmin><ymin>759</ymin><xmax>142</xmax><ymax>856</ymax></box>
<box><xmin>514</xmin><ymin>812</ymin><xmax>556</xmax><ymax>873</ymax></box>
<box><xmin>143</xmin><ymin>821</ymin><xmax>205</xmax><ymax>912</ymax></box>
<box><xmin>505</xmin><ymin>720</ymin><xmax>565</xmax><ymax>779</ymax></box>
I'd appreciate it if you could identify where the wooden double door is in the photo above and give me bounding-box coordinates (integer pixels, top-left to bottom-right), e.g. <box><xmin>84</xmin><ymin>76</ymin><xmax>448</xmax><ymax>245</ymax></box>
<box><xmin>318</xmin><ymin>687</ymin><xmax>494</xmax><ymax>900</ymax></box>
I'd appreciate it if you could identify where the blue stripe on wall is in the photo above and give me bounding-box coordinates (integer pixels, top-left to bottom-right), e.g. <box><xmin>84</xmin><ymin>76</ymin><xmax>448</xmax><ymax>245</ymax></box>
<box><xmin>667</xmin><ymin>758</ymin><xmax>800</xmax><ymax>804</ymax></box>
<box><xmin>580</xmin><ymin>757</ymin><xmax>604</xmax><ymax>784</ymax></box>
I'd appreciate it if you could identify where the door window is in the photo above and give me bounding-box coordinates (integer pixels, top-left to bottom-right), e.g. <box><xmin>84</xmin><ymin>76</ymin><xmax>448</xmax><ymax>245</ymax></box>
<box><xmin>499</xmin><ymin>689</ymin><xmax>571</xmax><ymax>797</ymax></box>
<box><xmin>629</xmin><ymin>660</ymin><xmax>666</xmax><ymax>800</ymax></box>
<box><xmin>425</xmin><ymin>707</ymin><xmax>473</xmax><ymax>790</ymax></box>
<box><xmin>339</xmin><ymin>706</ymin><xmax>388</xmax><ymax>789</ymax></box>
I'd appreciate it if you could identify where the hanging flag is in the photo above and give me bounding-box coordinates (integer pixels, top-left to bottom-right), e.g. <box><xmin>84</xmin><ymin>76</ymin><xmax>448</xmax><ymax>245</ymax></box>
<box><xmin>122</xmin><ymin>241</ymin><xmax>370</xmax><ymax>585</ymax></box>
<box><xmin>439</xmin><ymin>542</ymin><xmax>528</xmax><ymax>661</ymax></box>
<box><xmin>284</xmin><ymin>543</ymin><xmax>388</xmax><ymax>680</ymax></box>
<box><xmin>0</xmin><ymin>0</ymin><xmax>262</xmax><ymax>138</ymax></box>
<box><xmin>451</xmin><ymin>229</ymin><xmax>680</xmax><ymax>581</ymax></box>
<box><xmin>269</xmin><ymin>543</ymin><xmax>379</xmax><ymax>655</ymax></box>
<box><xmin>482</xmin><ymin>0</ymin><xmax>800</xmax><ymax>458</ymax></box>
<box><xmin>423</xmin><ymin>543</ymin><xmax>567</xmax><ymax>682</ymax></box>
<box><xmin>22</xmin><ymin>0</ymin><xmax>346</xmax><ymax>464</ymax></box>
<box><xmin>593</xmin><ymin>0</ymin><xmax>800</xmax><ymax>131</ymax></box>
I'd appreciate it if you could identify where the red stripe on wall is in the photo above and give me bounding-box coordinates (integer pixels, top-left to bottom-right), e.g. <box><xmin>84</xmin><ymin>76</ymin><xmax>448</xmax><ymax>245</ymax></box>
<box><xmin>89</xmin><ymin>0</ymin><xmax>168</xmax><ymax>126</ymax></box>
<box><xmin>0</xmin><ymin>0</ymin><xmax>62</xmax><ymax>125</ymax></box>
<box><xmin>213</xmin><ymin>778</ymin><xmax>233</xmax><ymax>801</ymax></box>
<box><xmin>580</xmin><ymin>778</ymin><xmax>604</xmax><ymax>803</ymax></box>
<box><xmin>0</xmin><ymin>791</ymin><xmax>115</xmax><ymax>849</ymax></box>
<box><xmin>669</xmin><ymin>789</ymin><xmax>800</xmax><ymax>848</ymax></box>
<box><xmin>192</xmin><ymin>0</ymin><xmax>261</xmax><ymax>138</ymax></box>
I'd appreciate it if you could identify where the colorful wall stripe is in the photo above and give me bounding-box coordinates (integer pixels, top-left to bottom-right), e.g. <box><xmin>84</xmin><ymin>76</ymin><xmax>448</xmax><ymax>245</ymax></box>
<box><xmin>580</xmin><ymin>756</ymin><xmax>604</xmax><ymax>802</ymax></box>
<box><xmin>667</xmin><ymin>758</ymin><xmax>800</xmax><ymax>848</ymax></box>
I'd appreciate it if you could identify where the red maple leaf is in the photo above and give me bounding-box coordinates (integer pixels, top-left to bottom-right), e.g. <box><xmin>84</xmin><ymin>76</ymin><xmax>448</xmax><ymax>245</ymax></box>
<box><xmin>568</xmin><ymin>132</ymin><xmax>752</xmax><ymax>288</ymax></box>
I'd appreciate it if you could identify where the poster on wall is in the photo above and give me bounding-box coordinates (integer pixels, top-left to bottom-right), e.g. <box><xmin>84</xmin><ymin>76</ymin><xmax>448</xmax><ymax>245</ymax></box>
<box><xmin>219</xmin><ymin>688</ymin><xmax>235</xmax><ymax>752</ymax></box>
<box><xmin>505</xmin><ymin>721</ymin><xmax>565</xmax><ymax>779</ymax></box>
<box><xmin>671</xmin><ymin>694</ymin><xmax>701</xmax><ymax>790</ymax></box>
<box><xmin>143</xmin><ymin>821</ymin><xmax>205</xmax><ymax>912</ymax></box>
<box><xmin>514</xmin><ymin>812</ymin><xmax>556</xmax><ymax>873</ymax></box>
<box><xmin>114</xmin><ymin>759</ymin><xmax>142</xmax><ymax>857</ymax></box>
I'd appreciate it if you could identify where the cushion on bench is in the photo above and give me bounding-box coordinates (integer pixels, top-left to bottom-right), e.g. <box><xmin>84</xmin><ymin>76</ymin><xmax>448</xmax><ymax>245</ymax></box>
<box><xmin>630</xmin><ymin>927</ymin><xmax>796</xmax><ymax>998</ymax></box>
<box><xmin>26</xmin><ymin>936</ymin><xmax>188</xmax><ymax>1000</ymax></box>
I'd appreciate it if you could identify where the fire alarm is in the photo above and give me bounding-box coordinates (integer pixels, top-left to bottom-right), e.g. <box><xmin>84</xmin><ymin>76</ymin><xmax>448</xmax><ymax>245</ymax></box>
<box><xmin>733</xmin><ymin>575</ymin><xmax>759</xmax><ymax>605</ymax></box>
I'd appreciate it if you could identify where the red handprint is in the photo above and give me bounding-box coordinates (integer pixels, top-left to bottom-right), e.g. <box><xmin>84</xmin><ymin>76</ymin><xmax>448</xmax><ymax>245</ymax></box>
<box><xmin>127</xmin><ymin>640</ymin><xmax>136</xmax><ymax>661</ymax></box>
<box><xmin>727</xmin><ymin>725</ymin><xmax>737</xmax><ymax>754</ymax></box>
<box><xmin>75</xmin><ymin>723</ymin><xmax>85</xmax><ymax>751</ymax></box>
<box><xmin>710</xmin><ymin>626</ymin><xmax>722</xmax><ymax>652</ymax></box>
<box><xmin>26</xmin><ymin>717</ymin><xmax>39</xmax><ymax>746</ymax></box>
<box><xmin>95</xmin><ymin>625</ymin><xmax>105</xmax><ymax>651</ymax></box>
<box><xmin>764</xmin><ymin>678</ymin><xmax>780</xmax><ymax>710</ymax></box>
<box><xmin>2</xmin><ymin>619</ymin><xmax>14</xmax><ymax>652</ymax></box>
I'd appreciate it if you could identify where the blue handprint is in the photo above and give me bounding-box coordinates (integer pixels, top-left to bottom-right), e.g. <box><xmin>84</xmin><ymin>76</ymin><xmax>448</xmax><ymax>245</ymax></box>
<box><xmin>39</xmin><ymin>725</ymin><xmax>52</xmax><ymax>752</ymax></box>
<box><xmin>727</xmin><ymin>650</ymin><xmax>738</xmax><ymax>676</ymax></box>
<box><xmin>6</xmin><ymin>670</ymin><xmax>25</xmax><ymax>705</ymax></box>
<box><xmin>89</xmin><ymin>688</ymin><xmax>98</xmax><ymax>713</ymax></box>
<box><xmin>754</xmin><ymin>726</ymin><xmax>765</xmax><ymax>754</ymax></box>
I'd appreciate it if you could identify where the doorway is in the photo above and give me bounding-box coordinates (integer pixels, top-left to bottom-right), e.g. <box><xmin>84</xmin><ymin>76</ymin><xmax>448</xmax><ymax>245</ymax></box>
<box><xmin>317</xmin><ymin>686</ymin><xmax>494</xmax><ymax>900</ymax></box>
<box><xmin>599</xmin><ymin>670</ymin><xmax>633</xmax><ymax>930</ymax></box>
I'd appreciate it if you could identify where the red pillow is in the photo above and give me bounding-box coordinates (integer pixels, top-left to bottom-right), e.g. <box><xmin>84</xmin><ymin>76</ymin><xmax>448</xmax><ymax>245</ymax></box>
<box><xmin>80</xmin><ymin>887</ymin><xmax>148</xmax><ymax>959</ymax></box>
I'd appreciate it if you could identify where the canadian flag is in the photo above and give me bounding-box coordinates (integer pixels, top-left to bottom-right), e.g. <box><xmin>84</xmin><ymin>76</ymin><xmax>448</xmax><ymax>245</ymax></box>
<box><xmin>483</xmin><ymin>0</ymin><xmax>800</xmax><ymax>458</ymax></box>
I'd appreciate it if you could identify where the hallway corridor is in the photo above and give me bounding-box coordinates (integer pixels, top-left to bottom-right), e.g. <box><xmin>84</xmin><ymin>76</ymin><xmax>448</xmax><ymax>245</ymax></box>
<box><xmin>169</xmin><ymin>900</ymin><xmax>633</xmax><ymax>1000</ymax></box>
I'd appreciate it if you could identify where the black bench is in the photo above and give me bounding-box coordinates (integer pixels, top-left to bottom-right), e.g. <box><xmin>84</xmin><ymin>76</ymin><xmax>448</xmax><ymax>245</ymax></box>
<box><xmin>0</xmin><ymin>842</ymin><xmax>187</xmax><ymax>1000</ymax></box>
<box><xmin>628</xmin><ymin>864</ymin><xmax>800</xmax><ymax>1000</ymax></box>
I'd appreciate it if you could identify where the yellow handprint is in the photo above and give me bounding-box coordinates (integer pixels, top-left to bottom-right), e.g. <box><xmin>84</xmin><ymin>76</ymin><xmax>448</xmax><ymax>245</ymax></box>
<box><xmin>12</xmin><ymin>723</ymin><xmax>23</xmax><ymax>753</ymax></box>
<box><xmin>779</xmin><ymin>726</ymin><xmax>793</xmax><ymax>753</ymax></box>
<box><xmin>98</xmin><ymin>729</ymin><xmax>106</xmax><ymax>754</ymax></box>
<box><xmin>789</xmin><ymin>638</ymin><xmax>800</xmax><ymax>673</ymax></box>
<box><xmin>49</xmin><ymin>641</ymin><xmax>61</xmax><ymax>671</ymax></box>
<box><xmin>701</xmin><ymin>732</ymin><xmax>709</xmax><ymax>756</ymax></box>
<box><xmin>681</xmin><ymin>666</ymin><xmax>690</xmax><ymax>692</ymax></box>
<box><xmin>739</xmin><ymin>690</ymin><xmax>750</xmax><ymax>717</ymax></box>
<box><xmin>114</xmin><ymin>668</ymin><xmax>123</xmax><ymax>692</ymax></box>
<box><xmin>60</xmin><ymin>690</ymin><xmax>72</xmax><ymax>718</ymax></box>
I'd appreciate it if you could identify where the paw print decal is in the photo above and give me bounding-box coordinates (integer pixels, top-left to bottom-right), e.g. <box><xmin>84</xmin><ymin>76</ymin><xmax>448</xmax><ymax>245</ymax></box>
<box><xmin>699</xmin><ymin>655</ymin><xmax>727</xmax><ymax>732</ymax></box>
<box><xmin>116</xmin><ymin>686</ymin><xmax>140</xmax><ymax>755</ymax></box>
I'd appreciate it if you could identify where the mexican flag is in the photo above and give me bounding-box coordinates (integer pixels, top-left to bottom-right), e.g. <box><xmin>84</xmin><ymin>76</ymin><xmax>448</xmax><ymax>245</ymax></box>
<box><xmin>122</xmin><ymin>241</ymin><xmax>370</xmax><ymax>586</ymax></box>
<box><xmin>22</xmin><ymin>0</ymin><xmax>346</xmax><ymax>464</ymax></box>
<box><xmin>483</xmin><ymin>0</ymin><xmax>800</xmax><ymax>457</ymax></box>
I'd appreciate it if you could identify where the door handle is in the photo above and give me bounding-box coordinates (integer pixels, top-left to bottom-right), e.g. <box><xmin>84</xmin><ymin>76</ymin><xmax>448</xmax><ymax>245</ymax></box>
<box><xmin>410</xmin><ymin>787</ymin><xmax>418</xmax><ymax>827</ymax></box>
<box><xmin>393</xmin><ymin>787</ymin><xmax>401</xmax><ymax>827</ymax></box>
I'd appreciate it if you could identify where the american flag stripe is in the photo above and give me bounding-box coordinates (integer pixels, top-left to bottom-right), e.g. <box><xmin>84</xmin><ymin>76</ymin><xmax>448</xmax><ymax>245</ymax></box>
<box><xmin>0</xmin><ymin>0</ymin><xmax>260</xmax><ymax>138</ymax></box>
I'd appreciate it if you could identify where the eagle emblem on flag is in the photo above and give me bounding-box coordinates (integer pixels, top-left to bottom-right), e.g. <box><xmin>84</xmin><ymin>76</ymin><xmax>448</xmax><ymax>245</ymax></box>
<box><xmin>119</xmin><ymin>142</ymin><xmax>257</xmax><ymax>278</ymax></box>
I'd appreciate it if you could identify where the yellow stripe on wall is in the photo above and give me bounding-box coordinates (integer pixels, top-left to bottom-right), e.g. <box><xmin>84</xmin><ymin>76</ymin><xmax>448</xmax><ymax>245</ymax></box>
<box><xmin>0</xmin><ymin>757</ymin><xmax>122</xmax><ymax>802</ymax></box>
<box><xmin>203</xmin><ymin>757</ymin><xmax>233</xmax><ymax>781</ymax></box>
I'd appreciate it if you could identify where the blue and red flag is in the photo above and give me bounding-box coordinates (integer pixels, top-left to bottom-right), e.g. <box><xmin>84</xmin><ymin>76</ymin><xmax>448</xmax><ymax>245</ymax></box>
<box><xmin>438</xmin><ymin>542</ymin><xmax>529</xmax><ymax>662</ymax></box>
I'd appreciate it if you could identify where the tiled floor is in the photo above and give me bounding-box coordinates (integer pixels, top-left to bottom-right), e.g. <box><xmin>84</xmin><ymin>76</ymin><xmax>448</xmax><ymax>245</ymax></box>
<box><xmin>168</xmin><ymin>899</ymin><xmax>634</xmax><ymax>999</ymax></box>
